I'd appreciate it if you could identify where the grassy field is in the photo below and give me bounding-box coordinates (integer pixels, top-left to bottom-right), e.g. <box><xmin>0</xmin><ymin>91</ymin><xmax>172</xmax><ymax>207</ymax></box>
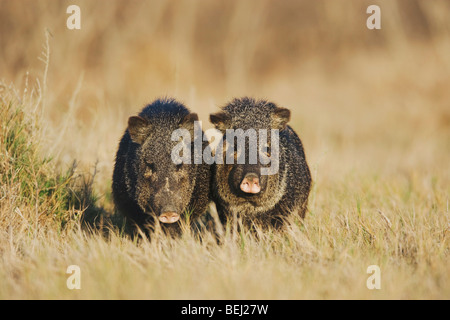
<box><xmin>0</xmin><ymin>0</ymin><xmax>449</xmax><ymax>299</ymax></box>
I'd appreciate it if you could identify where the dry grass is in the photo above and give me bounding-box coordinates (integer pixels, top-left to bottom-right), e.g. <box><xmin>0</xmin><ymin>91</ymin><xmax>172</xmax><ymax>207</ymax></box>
<box><xmin>0</xmin><ymin>0</ymin><xmax>449</xmax><ymax>299</ymax></box>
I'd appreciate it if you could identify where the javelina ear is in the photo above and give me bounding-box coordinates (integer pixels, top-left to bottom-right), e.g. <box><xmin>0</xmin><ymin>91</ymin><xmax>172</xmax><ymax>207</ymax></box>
<box><xmin>210</xmin><ymin>112</ymin><xmax>231</xmax><ymax>132</ymax></box>
<box><xmin>178</xmin><ymin>113</ymin><xmax>199</xmax><ymax>140</ymax></box>
<box><xmin>179</xmin><ymin>113</ymin><xmax>199</xmax><ymax>130</ymax></box>
<box><xmin>272</xmin><ymin>107</ymin><xmax>291</xmax><ymax>130</ymax></box>
<box><xmin>128</xmin><ymin>116</ymin><xmax>151</xmax><ymax>144</ymax></box>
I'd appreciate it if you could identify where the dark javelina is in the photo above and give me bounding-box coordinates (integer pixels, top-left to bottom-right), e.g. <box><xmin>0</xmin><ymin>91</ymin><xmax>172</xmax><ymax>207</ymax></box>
<box><xmin>112</xmin><ymin>98</ymin><xmax>210</xmax><ymax>233</ymax></box>
<box><xmin>209</xmin><ymin>97</ymin><xmax>311</xmax><ymax>227</ymax></box>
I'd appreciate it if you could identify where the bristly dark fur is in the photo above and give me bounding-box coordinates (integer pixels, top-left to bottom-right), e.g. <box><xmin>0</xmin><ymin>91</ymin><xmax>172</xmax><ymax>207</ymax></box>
<box><xmin>210</xmin><ymin>97</ymin><xmax>311</xmax><ymax>228</ymax></box>
<box><xmin>112</xmin><ymin>98</ymin><xmax>211</xmax><ymax>234</ymax></box>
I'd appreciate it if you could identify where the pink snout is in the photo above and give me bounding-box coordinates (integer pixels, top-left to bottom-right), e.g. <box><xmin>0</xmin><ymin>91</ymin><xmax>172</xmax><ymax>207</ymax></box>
<box><xmin>240</xmin><ymin>174</ymin><xmax>261</xmax><ymax>194</ymax></box>
<box><xmin>159</xmin><ymin>211</ymin><xmax>180</xmax><ymax>224</ymax></box>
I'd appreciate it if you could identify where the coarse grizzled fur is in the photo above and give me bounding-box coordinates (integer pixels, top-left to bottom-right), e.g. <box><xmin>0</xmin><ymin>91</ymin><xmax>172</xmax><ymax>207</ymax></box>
<box><xmin>209</xmin><ymin>97</ymin><xmax>311</xmax><ymax>228</ymax></box>
<box><xmin>112</xmin><ymin>98</ymin><xmax>211</xmax><ymax>233</ymax></box>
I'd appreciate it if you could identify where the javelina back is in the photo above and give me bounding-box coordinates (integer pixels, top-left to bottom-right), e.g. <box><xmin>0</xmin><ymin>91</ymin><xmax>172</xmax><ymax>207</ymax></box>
<box><xmin>112</xmin><ymin>98</ymin><xmax>210</xmax><ymax>232</ymax></box>
<box><xmin>209</xmin><ymin>97</ymin><xmax>311</xmax><ymax>227</ymax></box>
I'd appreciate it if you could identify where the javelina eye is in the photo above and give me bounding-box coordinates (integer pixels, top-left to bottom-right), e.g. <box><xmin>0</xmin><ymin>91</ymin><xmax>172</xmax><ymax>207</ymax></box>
<box><xmin>261</xmin><ymin>143</ymin><xmax>270</xmax><ymax>157</ymax></box>
<box><xmin>176</xmin><ymin>163</ymin><xmax>183</xmax><ymax>171</ymax></box>
<box><xmin>144</xmin><ymin>162</ymin><xmax>155</xmax><ymax>179</ymax></box>
<box><xmin>145</xmin><ymin>161</ymin><xmax>155</xmax><ymax>173</ymax></box>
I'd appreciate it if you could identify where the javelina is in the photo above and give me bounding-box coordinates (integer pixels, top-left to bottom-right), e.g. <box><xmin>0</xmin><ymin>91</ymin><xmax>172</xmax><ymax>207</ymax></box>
<box><xmin>209</xmin><ymin>97</ymin><xmax>311</xmax><ymax>227</ymax></box>
<box><xmin>112</xmin><ymin>98</ymin><xmax>210</xmax><ymax>233</ymax></box>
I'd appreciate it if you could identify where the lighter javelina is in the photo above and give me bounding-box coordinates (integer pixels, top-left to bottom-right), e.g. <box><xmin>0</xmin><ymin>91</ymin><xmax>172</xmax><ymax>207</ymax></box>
<box><xmin>112</xmin><ymin>98</ymin><xmax>210</xmax><ymax>233</ymax></box>
<box><xmin>209</xmin><ymin>97</ymin><xmax>311</xmax><ymax>227</ymax></box>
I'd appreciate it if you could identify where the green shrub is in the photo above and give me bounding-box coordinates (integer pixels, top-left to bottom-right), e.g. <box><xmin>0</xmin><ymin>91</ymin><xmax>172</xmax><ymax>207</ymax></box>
<box><xmin>0</xmin><ymin>89</ymin><xmax>76</xmax><ymax>230</ymax></box>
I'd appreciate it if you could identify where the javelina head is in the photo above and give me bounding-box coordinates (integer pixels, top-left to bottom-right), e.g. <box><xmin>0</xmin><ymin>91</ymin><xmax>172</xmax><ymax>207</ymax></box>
<box><xmin>127</xmin><ymin>110</ymin><xmax>199</xmax><ymax>224</ymax></box>
<box><xmin>210</xmin><ymin>97</ymin><xmax>290</xmax><ymax>204</ymax></box>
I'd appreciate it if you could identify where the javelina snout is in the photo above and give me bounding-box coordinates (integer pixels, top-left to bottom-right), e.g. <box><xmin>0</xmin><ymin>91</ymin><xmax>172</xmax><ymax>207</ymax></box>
<box><xmin>227</xmin><ymin>163</ymin><xmax>268</xmax><ymax>196</ymax></box>
<box><xmin>240</xmin><ymin>172</ymin><xmax>261</xmax><ymax>194</ymax></box>
<box><xmin>112</xmin><ymin>98</ymin><xmax>211</xmax><ymax>233</ymax></box>
<box><xmin>158</xmin><ymin>211</ymin><xmax>179</xmax><ymax>224</ymax></box>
